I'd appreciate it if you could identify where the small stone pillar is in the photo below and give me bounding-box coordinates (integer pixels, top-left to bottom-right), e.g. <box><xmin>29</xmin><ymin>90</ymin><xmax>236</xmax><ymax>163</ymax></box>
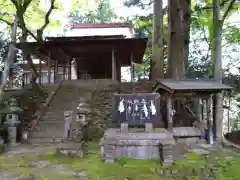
<box><xmin>63</xmin><ymin>111</ymin><xmax>73</xmax><ymax>139</ymax></box>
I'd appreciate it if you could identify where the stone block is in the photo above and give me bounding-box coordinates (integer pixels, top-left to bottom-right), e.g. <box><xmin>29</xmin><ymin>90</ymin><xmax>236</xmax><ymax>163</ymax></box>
<box><xmin>173</xmin><ymin>127</ymin><xmax>202</xmax><ymax>137</ymax></box>
<box><xmin>56</xmin><ymin>141</ymin><xmax>85</xmax><ymax>157</ymax></box>
<box><xmin>145</xmin><ymin>123</ymin><xmax>153</xmax><ymax>132</ymax></box>
<box><xmin>120</xmin><ymin>123</ymin><xmax>128</xmax><ymax>132</ymax></box>
<box><xmin>100</xmin><ymin>128</ymin><xmax>175</xmax><ymax>164</ymax></box>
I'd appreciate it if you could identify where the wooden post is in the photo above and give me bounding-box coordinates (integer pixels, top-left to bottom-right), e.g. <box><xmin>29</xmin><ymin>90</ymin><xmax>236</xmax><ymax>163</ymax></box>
<box><xmin>111</xmin><ymin>48</ymin><xmax>117</xmax><ymax>81</ymax></box>
<box><xmin>53</xmin><ymin>60</ymin><xmax>56</xmax><ymax>83</ymax></box>
<box><xmin>39</xmin><ymin>59</ymin><xmax>42</xmax><ymax>84</ymax></box>
<box><xmin>56</xmin><ymin>60</ymin><xmax>59</xmax><ymax>83</ymax></box>
<box><xmin>69</xmin><ymin>59</ymin><xmax>71</xmax><ymax>80</ymax></box>
<box><xmin>47</xmin><ymin>53</ymin><xmax>51</xmax><ymax>84</ymax></box>
<box><xmin>63</xmin><ymin>64</ymin><xmax>66</xmax><ymax>80</ymax></box>
<box><xmin>130</xmin><ymin>53</ymin><xmax>134</xmax><ymax>82</ymax></box>
<box><xmin>206</xmin><ymin>97</ymin><xmax>213</xmax><ymax>144</ymax></box>
<box><xmin>197</xmin><ymin>99</ymin><xmax>203</xmax><ymax>122</ymax></box>
<box><xmin>167</xmin><ymin>96</ymin><xmax>173</xmax><ymax>132</ymax></box>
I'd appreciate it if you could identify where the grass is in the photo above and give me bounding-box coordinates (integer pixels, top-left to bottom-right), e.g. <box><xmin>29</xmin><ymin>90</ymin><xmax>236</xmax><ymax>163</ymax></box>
<box><xmin>0</xmin><ymin>142</ymin><xmax>240</xmax><ymax>180</ymax></box>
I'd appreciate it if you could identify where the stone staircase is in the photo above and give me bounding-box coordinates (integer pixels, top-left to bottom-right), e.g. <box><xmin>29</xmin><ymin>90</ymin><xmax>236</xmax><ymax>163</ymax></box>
<box><xmin>29</xmin><ymin>79</ymin><xmax>118</xmax><ymax>145</ymax></box>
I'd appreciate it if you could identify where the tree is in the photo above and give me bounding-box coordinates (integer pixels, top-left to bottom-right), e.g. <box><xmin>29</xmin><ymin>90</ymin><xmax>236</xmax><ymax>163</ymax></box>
<box><xmin>0</xmin><ymin>0</ymin><xmax>61</xmax><ymax>93</ymax></box>
<box><xmin>69</xmin><ymin>0</ymin><xmax>118</xmax><ymax>24</ymax></box>
<box><xmin>212</xmin><ymin>0</ymin><xmax>238</xmax><ymax>141</ymax></box>
<box><xmin>0</xmin><ymin>15</ymin><xmax>18</xmax><ymax>102</ymax></box>
<box><xmin>151</xmin><ymin>0</ymin><xmax>164</xmax><ymax>79</ymax></box>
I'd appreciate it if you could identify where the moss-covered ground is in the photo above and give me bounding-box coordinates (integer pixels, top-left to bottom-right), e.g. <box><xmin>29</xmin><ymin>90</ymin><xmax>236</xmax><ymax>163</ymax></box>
<box><xmin>0</xmin><ymin>142</ymin><xmax>239</xmax><ymax>180</ymax></box>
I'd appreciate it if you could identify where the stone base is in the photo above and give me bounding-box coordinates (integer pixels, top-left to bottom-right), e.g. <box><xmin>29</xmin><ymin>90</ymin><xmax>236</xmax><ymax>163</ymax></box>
<box><xmin>100</xmin><ymin>128</ymin><xmax>175</xmax><ymax>165</ymax></box>
<box><xmin>56</xmin><ymin>141</ymin><xmax>85</xmax><ymax>157</ymax></box>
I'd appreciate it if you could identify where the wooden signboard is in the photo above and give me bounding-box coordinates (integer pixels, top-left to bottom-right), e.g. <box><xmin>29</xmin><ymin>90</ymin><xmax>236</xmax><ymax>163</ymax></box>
<box><xmin>112</xmin><ymin>93</ymin><xmax>161</xmax><ymax>125</ymax></box>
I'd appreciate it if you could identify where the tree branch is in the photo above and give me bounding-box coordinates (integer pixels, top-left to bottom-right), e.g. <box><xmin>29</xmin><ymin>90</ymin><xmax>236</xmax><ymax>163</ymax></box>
<box><xmin>0</xmin><ymin>16</ymin><xmax>39</xmax><ymax>41</ymax></box>
<box><xmin>221</xmin><ymin>0</ymin><xmax>236</xmax><ymax>24</ymax></box>
<box><xmin>37</xmin><ymin>0</ymin><xmax>56</xmax><ymax>40</ymax></box>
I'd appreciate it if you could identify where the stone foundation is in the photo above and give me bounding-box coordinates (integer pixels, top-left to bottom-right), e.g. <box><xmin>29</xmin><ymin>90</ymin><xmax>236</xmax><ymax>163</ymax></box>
<box><xmin>56</xmin><ymin>141</ymin><xmax>85</xmax><ymax>157</ymax></box>
<box><xmin>100</xmin><ymin>128</ymin><xmax>175</xmax><ymax>165</ymax></box>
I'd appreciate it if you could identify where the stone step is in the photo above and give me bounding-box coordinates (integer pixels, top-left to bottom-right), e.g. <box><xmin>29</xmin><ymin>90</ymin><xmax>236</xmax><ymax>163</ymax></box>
<box><xmin>33</xmin><ymin>122</ymin><xmax>65</xmax><ymax>132</ymax></box>
<box><xmin>29</xmin><ymin>137</ymin><xmax>64</xmax><ymax>144</ymax></box>
<box><xmin>31</xmin><ymin>130</ymin><xmax>64</xmax><ymax>138</ymax></box>
<box><xmin>41</xmin><ymin>117</ymin><xmax>62</xmax><ymax>121</ymax></box>
<box><xmin>42</xmin><ymin>114</ymin><xmax>64</xmax><ymax>119</ymax></box>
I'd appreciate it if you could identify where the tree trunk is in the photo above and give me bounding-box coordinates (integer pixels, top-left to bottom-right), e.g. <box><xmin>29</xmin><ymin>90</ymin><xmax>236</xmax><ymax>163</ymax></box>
<box><xmin>0</xmin><ymin>15</ymin><xmax>18</xmax><ymax>102</ymax></box>
<box><xmin>212</xmin><ymin>0</ymin><xmax>223</xmax><ymax>142</ymax></box>
<box><xmin>151</xmin><ymin>0</ymin><xmax>164</xmax><ymax>79</ymax></box>
<box><xmin>167</xmin><ymin>0</ymin><xmax>185</xmax><ymax>78</ymax></box>
<box><xmin>20</xmin><ymin>31</ymin><xmax>40</xmax><ymax>90</ymax></box>
<box><xmin>181</xmin><ymin>0</ymin><xmax>191</xmax><ymax>71</ymax></box>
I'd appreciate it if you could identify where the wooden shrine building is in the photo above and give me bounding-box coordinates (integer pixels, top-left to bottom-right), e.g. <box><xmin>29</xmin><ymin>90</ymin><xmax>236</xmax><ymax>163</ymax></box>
<box><xmin>17</xmin><ymin>35</ymin><xmax>147</xmax><ymax>83</ymax></box>
<box><xmin>153</xmin><ymin>79</ymin><xmax>232</xmax><ymax>143</ymax></box>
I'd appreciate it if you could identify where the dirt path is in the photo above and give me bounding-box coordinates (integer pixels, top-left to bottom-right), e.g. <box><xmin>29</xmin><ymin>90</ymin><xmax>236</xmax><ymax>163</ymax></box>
<box><xmin>0</xmin><ymin>144</ymin><xmax>89</xmax><ymax>180</ymax></box>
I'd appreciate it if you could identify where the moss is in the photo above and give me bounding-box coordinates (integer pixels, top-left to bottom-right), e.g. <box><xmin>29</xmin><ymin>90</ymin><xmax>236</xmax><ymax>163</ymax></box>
<box><xmin>0</xmin><ymin>143</ymin><xmax>5</xmax><ymax>153</ymax></box>
<box><xmin>0</xmin><ymin>142</ymin><xmax>239</xmax><ymax>180</ymax></box>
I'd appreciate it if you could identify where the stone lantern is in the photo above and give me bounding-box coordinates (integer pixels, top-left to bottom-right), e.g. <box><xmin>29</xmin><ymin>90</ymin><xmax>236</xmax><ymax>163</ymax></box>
<box><xmin>1</xmin><ymin>98</ymin><xmax>23</xmax><ymax>147</ymax></box>
<box><xmin>75</xmin><ymin>99</ymin><xmax>89</xmax><ymax>142</ymax></box>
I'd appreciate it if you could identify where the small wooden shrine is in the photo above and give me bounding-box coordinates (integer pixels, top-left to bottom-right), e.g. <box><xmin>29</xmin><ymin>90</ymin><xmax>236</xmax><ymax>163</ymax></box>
<box><xmin>153</xmin><ymin>79</ymin><xmax>232</xmax><ymax>142</ymax></box>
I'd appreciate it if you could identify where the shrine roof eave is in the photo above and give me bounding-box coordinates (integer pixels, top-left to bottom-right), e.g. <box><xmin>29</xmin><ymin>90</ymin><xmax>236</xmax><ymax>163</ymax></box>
<box><xmin>152</xmin><ymin>79</ymin><xmax>232</xmax><ymax>94</ymax></box>
<box><xmin>16</xmin><ymin>36</ymin><xmax>148</xmax><ymax>65</ymax></box>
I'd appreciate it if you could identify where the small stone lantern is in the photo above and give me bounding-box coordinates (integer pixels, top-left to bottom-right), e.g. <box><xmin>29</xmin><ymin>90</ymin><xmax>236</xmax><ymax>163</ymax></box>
<box><xmin>1</xmin><ymin>98</ymin><xmax>23</xmax><ymax>147</ymax></box>
<box><xmin>75</xmin><ymin>100</ymin><xmax>89</xmax><ymax>142</ymax></box>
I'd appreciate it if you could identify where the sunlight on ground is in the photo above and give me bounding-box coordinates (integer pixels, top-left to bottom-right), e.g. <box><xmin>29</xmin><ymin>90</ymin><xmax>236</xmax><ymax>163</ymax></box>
<box><xmin>0</xmin><ymin>142</ymin><xmax>240</xmax><ymax>180</ymax></box>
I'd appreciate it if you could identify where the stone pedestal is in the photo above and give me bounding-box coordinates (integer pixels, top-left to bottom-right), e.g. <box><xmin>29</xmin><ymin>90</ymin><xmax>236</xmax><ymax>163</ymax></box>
<box><xmin>56</xmin><ymin>141</ymin><xmax>85</xmax><ymax>157</ymax></box>
<box><xmin>100</xmin><ymin>128</ymin><xmax>175</xmax><ymax>165</ymax></box>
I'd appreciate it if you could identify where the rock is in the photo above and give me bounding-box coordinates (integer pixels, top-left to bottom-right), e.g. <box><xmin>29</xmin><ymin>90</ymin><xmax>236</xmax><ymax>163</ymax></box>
<box><xmin>188</xmin><ymin>148</ymin><xmax>210</xmax><ymax>155</ymax></box>
<box><xmin>29</xmin><ymin>160</ymin><xmax>51</xmax><ymax>168</ymax></box>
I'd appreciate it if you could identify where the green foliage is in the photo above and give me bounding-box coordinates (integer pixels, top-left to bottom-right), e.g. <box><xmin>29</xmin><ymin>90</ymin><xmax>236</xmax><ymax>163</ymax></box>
<box><xmin>0</xmin><ymin>0</ymin><xmax>63</xmax><ymax>35</ymax></box>
<box><xmin>69</xmin><ymin>0</ymin><xmax>118</xmax><ymax>24</ymax></box>
<box><xmin>0</xmin><ymin>87</ymin><xmax>47</xmax><ymax>123</ymax></box>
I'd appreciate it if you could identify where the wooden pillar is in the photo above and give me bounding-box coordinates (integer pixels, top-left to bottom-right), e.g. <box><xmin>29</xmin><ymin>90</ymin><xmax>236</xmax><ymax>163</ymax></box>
<box><xmin>112</xmin><ymin>48</ymin><xmax>117</xmax><ymax>81</ymax></box>
<box><xmin>68</xmin><ymin>59</ymin><xmax>71</xmax><ymax>80</ymax></box>
<box><xmin>47</xmin><ymin>53</ymin><xmax>51</xmax><ymax>84</ymax></box>
<box><xmin>206</xmin><ymin>97</ymin><xmax>213</xmax><ymax>144</ymax></box>
<box><xmin>130</xmin><ymin>53</ymin><xmax>134</xmax><ymax>82</ymax></box>
<box><xmin>167</xmin><ymin>96</ymin><xmax>173</xmax><ymax>132</ymax></box>
<box><xmin>53</xmin><ymin>60</ymin><xmax>56</xmax><ymax>83</ymax></box>
<box><xmin>56</xmin><ymin>60</ymin><xmax>59</xmax><ymax>83</ymax></box>
<box><xmin>39</xmin><ymin>59</ymin><xmax>42</xmax><ymax>84</ymax></box>
<box><xmin>63</xmin><ymin>64</ymin><xmax>66</xmax><ymax>80</ymax></box>
<box><xmin>197</xmin><ymin>99</ymin><xmax>203</xmax><ymax>122</ymax></box>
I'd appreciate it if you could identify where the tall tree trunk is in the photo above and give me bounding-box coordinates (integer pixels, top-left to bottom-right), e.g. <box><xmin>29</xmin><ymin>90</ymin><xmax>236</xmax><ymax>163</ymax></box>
<box><xmin>212</xmin><ymin>0</ymin><xmax>223</xmax><ymax>142</ymax></box>
<box><xmin>181</xmin><ymin>0</ymin><xmax>191</xmax><ymax>71</ymax></box>
<box><xmin>151</xmin><ymin>0</ymin><xmax>164</xmax><ymax>79</ymax></box>
<box><xmin>167</xmin><ymin>0</ymin><xmax>185</xmax><ymax>78</ymax></box>
<box><xmin>0</xmin><ymin>15</ymin><xmax>18</xmax><ymax>102</ymax></box>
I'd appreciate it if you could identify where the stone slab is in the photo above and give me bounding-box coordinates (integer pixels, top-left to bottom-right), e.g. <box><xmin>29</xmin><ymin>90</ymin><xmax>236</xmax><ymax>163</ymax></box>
<box><xmin>173</xmin><ymin>127</ymin><xmax>202</xmax><ymax>137</ymax></box>
<box><xmin>102</xmin><ymin>128</ymin><xmax>175</xmax><ymax>145</ymax></box>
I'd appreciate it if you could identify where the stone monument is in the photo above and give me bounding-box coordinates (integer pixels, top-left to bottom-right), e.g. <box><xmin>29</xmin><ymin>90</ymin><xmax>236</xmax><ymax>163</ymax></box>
<box><xmin>100</xmin><ymin>93</ymin><xmax>175</xmax><ymax>165</ymax></box>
